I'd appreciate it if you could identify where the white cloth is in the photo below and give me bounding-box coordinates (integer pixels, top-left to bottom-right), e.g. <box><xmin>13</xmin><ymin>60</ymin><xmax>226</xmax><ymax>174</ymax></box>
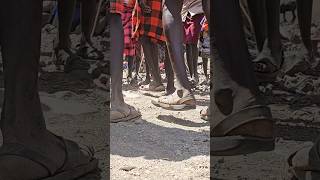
<box><xmin>181</xmin><ymin>0</ymin><xmax>204</xmax><ymax>22</ymax></box>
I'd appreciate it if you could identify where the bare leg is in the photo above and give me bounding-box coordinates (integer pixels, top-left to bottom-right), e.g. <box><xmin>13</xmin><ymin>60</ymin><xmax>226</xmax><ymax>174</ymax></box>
<box><xmin>186</xmin><ymin>44</ymin><xmax>194</xmax><ymax>78</ymax></box>
<box><xmin>211</xmin><ymin>0</ymin><xmax>274</xmax><ymax>155</ymax></box>
<box><xmin>110</xmin><ymin>12</ymin><xmax>140</xmax><ymax>122</ymax></box>
<box><xmin>0</xmin><ymin>0</ymin><xmax>66</xmax><ymax>178</ymax></box>
<box><xmin>191</xmin><ymin>43</ymin><xmax>199</xmax><ymax>82</ymax></box>
<box><xmin>110</xmin><ymin>13</ymin><xmax>125</xmax><ymax>107</ymax></box>
<box><xmin>140</xmin><ymin>36</ymin><xmax>163</xmax><ymax>87</ymax></box>
<box><xmin>80</xmin><ymin>0</ymin><xmax>98</xmax><ymax>45</ymax></box>
<box><xmin>57</xmin><ymin>0</ymin><xmax>76</xmax><ymax>49</ymax></box>
<box><xmin>164</xmin><ymin>44</ymin><xmax>175</xmax><ymax>94</ymax></box>
<box><xmin>126</xmin><ymin>56</ymin><xmax>134</xmax><ymax>79</ymax></box>
<box><xmin>266</xmin><ymin>0</ymin><xmax>281</xmax><ymax>61</ymax></box>
<box><xmin>134</xmin><ymin>48</ymin><xmax>142</xmax><ymax>79</ymax></box>
<box><xmin>162</xmin><ymin>0</ymin><xmax>193</xmax><ymax>96</ymax></box>
<box><xmin>202</xmin><ymin>57</ymin><xmax>209</xmax><ymax>79</ymax></box>
<box><xmin>186</xmin><ymin>44</ymin><xmax>193</xmax><ymax>78</ymax></box>
<box><xmin>76</xmin><ymin>0</ymin><xmax>104</xmax><ymax>60</ymax></box>
<box><xmin>247</xmin><ymin>0</ymin><xmax>267</xmax><ymax>52</ymax></box>
<box><xmin>297</xmin><ymin>0</ymin><xmax>313</xmax><ymax>57</ymax></box>
<box><xmin>141</xmin><ymin>62</ymin><xmax>151</xmax><ymax>85</ymax></box>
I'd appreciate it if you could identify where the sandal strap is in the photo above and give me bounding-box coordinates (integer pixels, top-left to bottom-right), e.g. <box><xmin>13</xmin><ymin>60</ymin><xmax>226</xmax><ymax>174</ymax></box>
<box><xmin>159</xmin><ymin>94</ymin><xmax>194</xmax><ymax>105</ymax></box>
<box><xmin>54</xmin><ymin>135</ymin><xmax>94</xmax><ymax>173</ymax></box>
<box><xmin>212</xmin><ymin>105</ymin><xmax>272</xmax><ymax>136</ymax></box>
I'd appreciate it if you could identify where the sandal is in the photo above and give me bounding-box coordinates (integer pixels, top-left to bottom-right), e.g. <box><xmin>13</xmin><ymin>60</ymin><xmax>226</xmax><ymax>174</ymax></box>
<box><xmin>253</xmin><ymin>51</ymin><xmax>284</xmax><ymax>83</ymax></box>
<box><xmin>0</xmin><ymin>136</ymin><xmax>99</xmax><ymax>180</ymax></box>
<box><xmin>52</xmin><ymin>47</ymin><xmax>79</xmax><ymax>65</ymax></box>
<box><xmin>76</xmin><ymin>43</ymin><xmax>104</xmax><ymax>61</ymax></box>
<box><xmin>52</xmin><ymin>47</ymin><xmax>89</xmax><ymax>73</ymax></box>
<box><xmin>200</xmin><ymin>108</ymin><xmax>210</xmax><ymax>121</ymax></box>
<box><xmin>211</xmin><ymin>105</ymin><xmax>275</xmax><ymax>156</ymax></box>
<box><xmin>151</xmin><ymin>90</ymin><xmax>196</xmax><ymax>110</ymax></box>
<box><xmin>287</xmin><ymin>141</ymin><xmax>320</xmax><ymax>180</ymax></box>
<box><xmin>253</xmin><ymin>40</ymin><xmax>284</xmax><ymax>83</ymax></box>
<box><xmin>111</xmin><ymin>105</ymin><xmax>141</xmax><ymax>123</ymax></box>
<box><xmin>138</xmin><ymin>79</ymin><xmax>151</xmax><ymax>86</ymax></box>
<box><xmin>139</xmin><ymin>84</ymin><xmax>165</xmax><ymax>92</ymax></box>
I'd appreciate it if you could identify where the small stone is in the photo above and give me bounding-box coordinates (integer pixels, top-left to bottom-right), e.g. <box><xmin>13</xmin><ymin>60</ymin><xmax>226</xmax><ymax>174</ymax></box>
<box><xmin>120</xmin><ymin>166</ymin><xmax>136</xmax><ymax>172</ymax></box>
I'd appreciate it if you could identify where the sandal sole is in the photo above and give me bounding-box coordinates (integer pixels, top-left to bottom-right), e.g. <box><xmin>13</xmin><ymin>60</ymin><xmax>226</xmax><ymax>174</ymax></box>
<box><xmin>44</xmin><ymin>158</ymin><xmax>99</xmax><ymax>180</ymax></box>
<box><xmin>110</xmin><ymin>110</ymin><xmax>141</xmax><ymax>123</ymax></box>
<box><xmin>211</xmin><ymin>136</ymin><xmax>275</xmax><ymax>156</ymax></box>
<box><xmin>111</xmin><ymin>114</ymin><xmax>141</xmax><ymax>123</ymax></box>
<box><xmin>151</xmin><ymin>99</ymin><xmax>196</xmax><ymax>110</ymax></box>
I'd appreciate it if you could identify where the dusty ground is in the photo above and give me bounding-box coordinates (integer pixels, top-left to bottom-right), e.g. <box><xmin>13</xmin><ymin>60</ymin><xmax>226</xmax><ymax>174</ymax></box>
<box><xmin>3</xmin><ymin>4</ymin><xmax>320</xmax><ymax>179</ymax></box>
<box><xmin>109</xmin><ymin>10</ymin><xmax>320</xmax><ymax>180</ymax></box>
<box><xmin>110</xmin><ymin>74</ymin><xmax>210</xmax><ymax>179</ymax></box>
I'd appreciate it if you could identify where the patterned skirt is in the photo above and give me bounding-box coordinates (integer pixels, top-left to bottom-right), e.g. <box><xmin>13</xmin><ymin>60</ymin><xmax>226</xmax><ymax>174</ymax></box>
<box><xmin>122</xmin><ymin>6</ymin><xmax>136</xmax><ymax>57</ymax></box>
<box><xmin>110</xmin><ymin>0</ymin><xmax>124</xmax><ymax>14</ymax></box>
<box><xmin>132</xmin><ymin>0</ymin><xmax>166</xmax><ymax>43</ymax></box>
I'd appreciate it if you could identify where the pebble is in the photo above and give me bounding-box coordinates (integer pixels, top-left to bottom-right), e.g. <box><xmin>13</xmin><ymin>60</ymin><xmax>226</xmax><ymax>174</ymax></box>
<box><xmin>120</xmin><ymin>166</ymin><xmax>136</xmax><ymax>172</ymax></box>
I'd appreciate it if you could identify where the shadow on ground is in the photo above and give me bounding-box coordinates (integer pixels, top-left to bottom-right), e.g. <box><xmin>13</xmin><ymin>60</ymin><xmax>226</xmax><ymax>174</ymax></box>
<box><xmin>111</xmin><ymin>118</ymin><xmax>209</xmax><ymax>162</ymax></box>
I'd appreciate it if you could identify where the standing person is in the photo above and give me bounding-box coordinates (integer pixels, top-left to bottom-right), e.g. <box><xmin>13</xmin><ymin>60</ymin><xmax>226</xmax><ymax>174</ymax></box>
<box><xmin>122</xmin><ymin>0</ymin><xmax>137</xmax><ymax>84</ymax></box>
<box><xmin>199</xmin><ymin>16</ymin><xmax>210</xmax><ymax>84</ymax></box>
<box><xmin>182</xmin><ymin>0</ymin><xmax>204</xmax><ymax>84</ymax></box>
<box><xmin>211</xmin><ymin>1</ymin><xmax>320</xmax><ymax>179</ymax></box>
<box><xmin>294</xmin><ymin>0</ymin><xmax>318</xmax><ymax>64</ymax></box>
<box><xmin>54</xmin><ymin>0</ymin><xmax>104</xmax><ymax>68</ymax></box>
<box><xmin>211</xmin><ymin>0</ymin><xmax>275</xmax><ymax>156</ymax></box>
<box><xmin>133</xmin><ymin>0</ymin><xmax>166</xmax><ymax>92</ymax></box>
<box><xmin>199</xmin><ymin>2</ymin><xmax>210</xmax><ymax>121</ymax></box>
<box><xmin>151</xmin><ymin>0</ymin><xmax>198</xmax><ymax>110</ymax></box>
<box><xmin>110</xmin><ymin>0</ymin><xmax>141</xmax><ymax>122</ymax></box>
<box><xmin>0</xmin><ymin>1</ymin><xmax>99</xmax><ymax>179</ymax></box>
<box><xmin>247</xmin><ymin>0</ymin><xmax>283</xmax><ymax>82</ymax></box>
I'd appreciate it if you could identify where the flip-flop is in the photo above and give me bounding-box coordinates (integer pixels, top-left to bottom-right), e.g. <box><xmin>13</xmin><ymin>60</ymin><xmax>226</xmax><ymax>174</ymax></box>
<box><xmin>287</xmin><ymin>141</ymin><xmax>320</xmax><ymax>180</ymax></box>
<box><xmin>52</xmin><ymin>47</ymin><xmax>80</xmax><ymax>66</ymax></box>
<box><xmin>200</xmin><ymin>108</ymin><xmax>209</xmax><ymax>121</ymax></box>
<box><xmin>139</xmin><ymin>84</ymin><xmax>165</xmax><ymax>92</ymax></box>
<box><xmin>151</xmin><ymin>92</ymin><xmax>196</xmax><ymax>110</ymax></box>
<box><xmin>0</xmin><ymin>136</ymin><xmax>99</xmax><ymax>180</ymax></box>
<box><xmin>253</xmin><ymin>51</ymin><xmax>284</xmax><ymax>83</ymax></box>
<box><xmin>111</xmin><ymin>106</ymin><xmax>141</xmax><ymax>123</ymax></box>
<box><xmin>52</xmin><ymin>47</ymin><xmax>90</xmax><ymax>73</ymax></box>
<box><xmin>211</xmin><ymin>105</ymin><xmax>275</xmax><ymax>156</ymax></box>
<box><xmin>77</xmin><ymin>44</ymin><xmax>104</xmax><ymax>61</ymax></box>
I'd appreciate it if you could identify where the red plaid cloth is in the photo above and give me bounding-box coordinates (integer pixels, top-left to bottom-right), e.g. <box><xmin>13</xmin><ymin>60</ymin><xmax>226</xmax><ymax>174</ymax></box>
<box><xmin>122</xmin><ymin>5</ymin><xmax>136</xmax><ymax>57</ymax></box>
<box><xmin>132</xmin><ymin>0</ymin><xmax>166</xmax><ymax>43</ymax></box>
<box><xmin>110</xmin><ymin>0</ymin><xmax>124</xmax><ymax>14</ymax></box>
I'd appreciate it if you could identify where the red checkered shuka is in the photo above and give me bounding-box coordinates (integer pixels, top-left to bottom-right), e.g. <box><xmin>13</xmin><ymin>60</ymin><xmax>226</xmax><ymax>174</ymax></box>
<box><xmin>110</xmin><ymin>0</ymin><xmax>124</xmax><ymax>14</ymax></box>
<box><xmin>122</xmin><ymin>4</ymin><xmax>136</xmax><ymax>57</ymax></box>
<box><xmin>132</xmin><ymin>0</ymin><xmax>166</xmax><ymax>43</ymax></box>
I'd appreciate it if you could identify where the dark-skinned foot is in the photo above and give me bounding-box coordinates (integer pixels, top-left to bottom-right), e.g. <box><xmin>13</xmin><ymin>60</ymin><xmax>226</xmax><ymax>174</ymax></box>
<box><xmin>0</xmin><ymin>131</ymin><xmax>98</xmax><ymax>180</ymax></box>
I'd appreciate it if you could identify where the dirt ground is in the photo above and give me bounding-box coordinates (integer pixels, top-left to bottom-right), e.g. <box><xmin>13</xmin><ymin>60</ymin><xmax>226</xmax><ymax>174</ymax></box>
<box><xmin>110</xmin><ymin>7</ymin><xmax>320</xmax><ymax>180</ymax></box>
<box><xmin>110</xmin><ymin>80</ymin><xmax>210</xmax><ymax>179</ymax></box>
<box><xmin>2</xmin><ymin>3</ymin><xmax>320</xmax><ymax>179</ymax></box>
